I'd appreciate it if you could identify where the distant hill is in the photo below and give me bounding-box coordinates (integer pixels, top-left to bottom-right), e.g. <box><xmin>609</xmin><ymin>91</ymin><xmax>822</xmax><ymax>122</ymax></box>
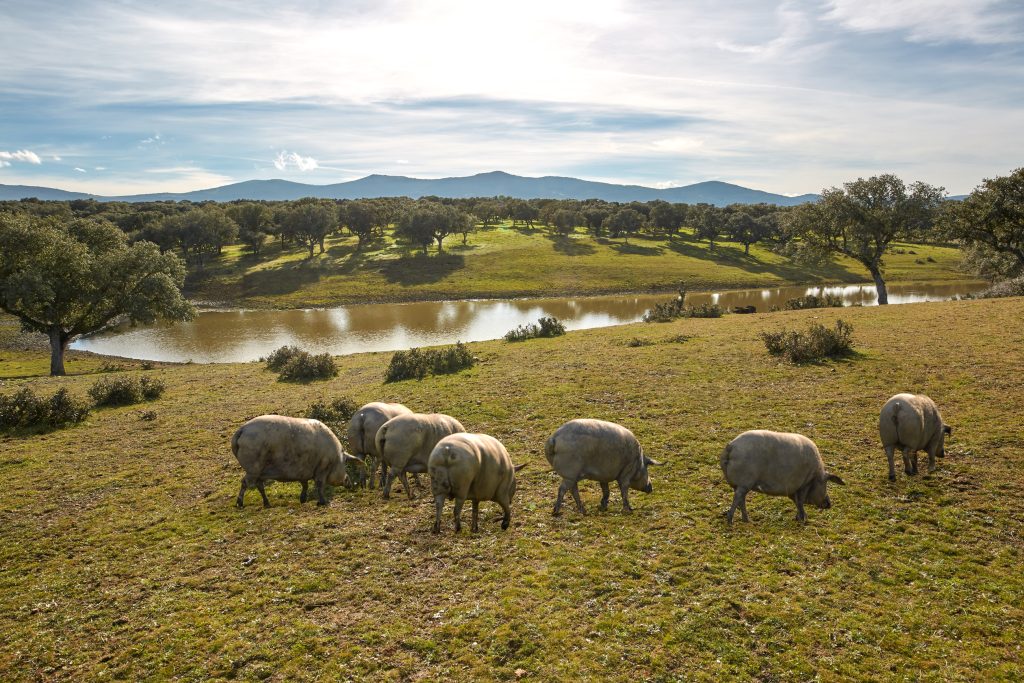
<box><xmin>0</xmin><ymin>171</ymin><xmax>820</xmax><ymax>206</ymax></box>
<box><xmin>0</xmin><ymin>184</ymin><xmax>97</xmax><ymax>201</ymax></box>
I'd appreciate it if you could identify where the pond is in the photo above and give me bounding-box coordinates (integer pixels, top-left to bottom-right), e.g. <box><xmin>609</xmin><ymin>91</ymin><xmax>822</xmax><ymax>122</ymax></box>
<box><xmin>72</xmin><ymin>281</ymin><xmax>986</xmax><ymax>363</ymax></box>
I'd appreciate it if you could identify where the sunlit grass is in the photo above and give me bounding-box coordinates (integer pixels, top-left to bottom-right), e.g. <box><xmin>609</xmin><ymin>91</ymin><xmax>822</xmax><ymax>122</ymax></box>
<box><xmin>1</xmin><ymin>297</ymin><xmax>1022</xmax><ymax>679</ymax></box>
<box><xmin>183</xmin><ymin>225</ymin><xmax>968</xmax><ymax>308</ymax></box>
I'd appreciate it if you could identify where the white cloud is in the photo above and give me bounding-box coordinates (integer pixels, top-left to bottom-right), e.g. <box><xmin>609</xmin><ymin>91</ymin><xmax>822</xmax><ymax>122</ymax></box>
<box><xmin>94</xmin><ymin>166</ymin><xmax>106</xmax><ymax>171</ymax></box>
<box><xmin>273</xmin><ymin>150</ymin><xmax>318</xmax><ymax>172</ymax></box>
<box><xmin>140</xmin><ymin>134</ymin><xmax>163</xmax><ymax>145</ymax></box>
<box><xmin>824</xmin><ymin>0</ymin><xmax>1021</xmax><ymax>44</ymax></box>
<box><xmin>52</xmin><ymin>155</ymin><xmax>62</xmax><ymax>161</ymax></box>
<box><xmin>0</xmin><ymin>149</ymin><xmax>42</xmax><ymax>164</ymax></box>
<box><xmin>0</xmin><ymin>161</ymin><xmax>9</xmax><ymax>168</ymax></box>
<box><xmin>74</xmin><ymin>167</ymin><xmax>86</xmax><ymax>172</ymax></box>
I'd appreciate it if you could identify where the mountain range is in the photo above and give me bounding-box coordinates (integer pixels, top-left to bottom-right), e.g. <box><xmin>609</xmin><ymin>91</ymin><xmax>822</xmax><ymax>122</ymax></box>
<box><xmin>0</xmin><ymin>171</ymin><xmax>820</xmax><ymax>206</ymax></box>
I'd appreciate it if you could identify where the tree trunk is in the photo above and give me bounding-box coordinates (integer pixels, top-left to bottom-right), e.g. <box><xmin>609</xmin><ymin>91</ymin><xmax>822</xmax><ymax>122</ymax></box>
<box><xmin>307</xmin><ymin>241</ymin><xmax>315</xmax><ymax>258</ymax></box>
<box><xmin>436</xmin><ymin>236</ymin><xmax>444</xmax><ymax>253</ymax></box>
<box><xmin>869</xmin><ymin>263</ymin><xmax>889</xmax><ymax>305</ymax></box>
<box><xmin>49</xmin><ymin>326</ymin><xmax>69</xmax><ymax>376</ymax></box>
<box><xmin>744</xmin><ymin>243</ymin><xmax>750</xmax><ymax>255</ymax></box>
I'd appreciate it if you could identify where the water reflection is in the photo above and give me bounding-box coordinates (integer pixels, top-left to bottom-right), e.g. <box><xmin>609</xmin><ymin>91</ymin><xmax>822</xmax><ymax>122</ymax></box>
<box><xmin>72</xmin><ymin>281</ymin><xmax>985</xmax><ymax>363</ymax></box>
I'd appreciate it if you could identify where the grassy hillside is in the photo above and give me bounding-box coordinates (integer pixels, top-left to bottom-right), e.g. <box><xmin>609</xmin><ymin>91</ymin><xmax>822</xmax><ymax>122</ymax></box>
<box><xmin>1</xmin><ymin>299</ymin><xmax>1022</xmax><ymax>680</ymax></box>
<box><xmin>185</xmin><ymin>224</ymin><xmax>968</xmax><ymax>307</ymax></box>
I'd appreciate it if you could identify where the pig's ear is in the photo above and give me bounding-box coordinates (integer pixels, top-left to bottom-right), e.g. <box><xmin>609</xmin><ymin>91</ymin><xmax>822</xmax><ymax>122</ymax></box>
<box><xmin>644</xmin><ymin>457</ymin><xmax>664</xmax><ymax>466</ymax></box>
<box><xmin>826</xmin><ymin>473</ymin><xmax>846</xmax><ymax>486</ymax></box>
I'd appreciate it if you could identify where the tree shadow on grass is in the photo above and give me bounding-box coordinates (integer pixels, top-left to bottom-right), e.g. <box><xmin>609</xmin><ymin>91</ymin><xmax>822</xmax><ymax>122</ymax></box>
<box><xmin>665</xmin><ymin>240</ymin><xmax>859</xmax><ymax>282</ymax></box>
<box><xmin>546</xmin><ymin>234</ymin><xmax>597</xmax><ymax>256</ymax></box>
<box><xmin>381</xmin><ymin>252</ymin><xmax>466</xmax><ymax>286</ymax></box>
<box><xmin>240</xmin><ymin>256</ymin><xmax>337</xmax><ymax>296</ymax></box>
<box><xmin>611</xmin><ymin>241</ymin><xmax>664</xmax><ymax>256</ymax></box>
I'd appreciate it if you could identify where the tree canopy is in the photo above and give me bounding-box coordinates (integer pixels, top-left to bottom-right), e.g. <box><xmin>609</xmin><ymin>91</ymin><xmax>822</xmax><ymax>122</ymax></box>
<box><xmin>0</xmin><ymin>213</ymin><xmax>196</xmax><ymax>375</ymax></box>
<box><xmin>787</xmin><ymin>174</ymin><xmax>945</xmax><ymax>304</ymax></box>
<box><xmin>942</xmin><ymin>167</ymin><xmax>1024</xmax><ymax>280</ymax></box>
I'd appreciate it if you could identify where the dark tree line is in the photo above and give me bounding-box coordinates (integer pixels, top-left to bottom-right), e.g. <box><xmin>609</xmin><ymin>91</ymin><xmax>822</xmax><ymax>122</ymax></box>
<box><xmin>6</xmin><ymin>169</ymin><xmax>1022</xmax><ymax>298</ymax></box>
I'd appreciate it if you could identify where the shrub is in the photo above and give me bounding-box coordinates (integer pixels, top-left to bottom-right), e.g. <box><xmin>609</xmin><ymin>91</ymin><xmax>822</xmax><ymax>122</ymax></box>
<box><xmin>263</xmin><ymin>345</ymin><xmax>338</xmax><ymax>381</ymax></box>
<box><xmin>685</xmin><ymin>303</ymin><xmax>724</xmax><ymax>318</ymax></box>
<box><xmin>504</xmin><ymin>316</ymin><xmax>567</xmax><ymax>341</ymax></box>
<box><xmin>263</xmin><ymin>345</ymin><xmax>304</xmax><ymax>371</ymax></box>
<box><xmin>47</xmin><ymin>388</ymin><xmax>91</xmax><ymax>426</ymax></box>
<box><xmin>537</xmin><ymin>316</ymin><xmax>566</xmax><ymax>337</ymax></box>
<box><xmin>783</xmin><ymin>294</ymin><xmax>844</xmax><ymax>310</ymax></box>
<box><xmin>277</xmin><ymin>352</ymin><xmax>338</xmax><ymax>382</ymax></box>
<box><xmin>0</xmin><ymin>387</ymin><xmax>90</xmax><ymax>432</ymax></box>
<box><xmin>306</xmin><ymin>396</ymin><xmax>358</xmax><ymax>428</ymax></box>
<box><xmin>761</xmin><ymin>319</ymin><xmax>854</xmax><ymax>363</ymax></box>
<box><xmin>89</xmin><ymin>375</ymin><xmax>166</xmax><ymax>406</ymax></box>
<box><xmin>139</xmin><ymin>376</ymin><xmax>165</xmax><ymax>400</ymax></box>
<box><xmin>977</xmin><ymin>276</ymin><xmax>1024</xmax><ymax>299</ymax></box>
<box><xmin>626</xmin><ymin>337</ymin><xmax>653</xmax><ymax>347</ymax></box>
<box><xmin>89</xmin><ymin>376</ymin><xmax>143</xmax><ymax>406</ymax></box>
<box><xmin>385</xmin><ymin>342</ymin><xmax>475</xmax><ymax>382</ymax></box>
<box><xmin>642</xmin><ymin>297</ymin><xmax>723</xmax><ymax>322</ymax></box>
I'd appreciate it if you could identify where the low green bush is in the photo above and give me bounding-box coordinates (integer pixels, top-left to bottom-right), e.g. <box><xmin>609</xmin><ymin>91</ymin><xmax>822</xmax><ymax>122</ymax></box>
<box><xmin>642</xmin><ymin>298</ymin><xmax>723</xmax><ymax>322</ymax></box>
<box><xmin>385</xmin><ymin>342</ymin><xmax>475</xmax><ymax>382</ymax></box>
<box><xmin>277</xmin><ymin>352</ymin><xmax>338</xmax><ymax>382</ymax></box>
<box><xmin>139</xmin><ymin>376</ymin><xmax>165</xmax><ymax>400</ymax></box>
<box><xmin>89</xmin><ymin>375</ymin><xmax>165</xmax><ymax>406</ymax></box>
<box><xmin>761</xmin><ymin>319</ymin><xmax>854</xmax><ymax>363</ymax></box>
<box><xmin>263</xmin><ymin>345</ymin><xmax>338</xmax><ymax>381</ymax></box>
<box><xmin>0</xmin><ymin>387</ymin><xmax>90</xmax><ymax>432</ymax></box>
<box><xmin>306</xmin><ymin>396</ymin><xmax>358</xmax><ymax>428</ymax></box>
<box><xmin>263</xmin><ymin>345</ymin><xmax>304</xmax><ymax>371</ymax></box>
<box><xmin>504</xmin><ymin>316</ymin><xmax>567</xmax><ymax>341</ymax></box>
<box><xmin>783</xmin><ymin>293</ymin><xmax>844</xmax><ymax>310</ymax></box>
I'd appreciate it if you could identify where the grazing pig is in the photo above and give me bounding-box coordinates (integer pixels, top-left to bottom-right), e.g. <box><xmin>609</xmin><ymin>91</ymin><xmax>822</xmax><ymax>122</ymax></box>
<box><xmin>376</xmin><ymin>413</ymin><xmax>465</xmax><ymax>499</ymax></box>
<box><xmin>428</xmin><ymin>433</ymin><xmax>526</xmax><ymax>533</ymax></box>
<box><xmin>232</xmin><ymin>415</ymin><xmax>359</xmax><ymax>507</ymax></box>
<box><xmin>346</xmin><ymin>402</ymin><xmax>413</xmax><ymax>488</ymax></box>
<box><xmin>879</xmin><ymin>393</ymin><xmax>952</xmax><ymax>481</ymax></box>
<box><xmin>544</xmin><ymin>419</ymin><xmax>662</xmax><ymax>515</ymax></box>
<box><xmin>720</xmin><ymin>430</ymin><xmax>845</xmax><ymax>523</ymax></box>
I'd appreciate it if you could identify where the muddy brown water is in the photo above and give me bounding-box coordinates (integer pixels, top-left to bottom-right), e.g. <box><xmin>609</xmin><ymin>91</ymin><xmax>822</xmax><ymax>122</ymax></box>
<box><xmin>72</xmin><ymin>281</ymin><xmax>985</xmax><ymax>363</ymax></box>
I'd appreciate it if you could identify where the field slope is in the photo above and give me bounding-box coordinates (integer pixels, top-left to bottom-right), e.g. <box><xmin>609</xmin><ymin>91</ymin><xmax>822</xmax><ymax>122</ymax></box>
<box><xmin>185</xmin><ymin>225</ymin><xmax>968</xmax><ymax>308</ymax></box>
<box><xmin>1</xmin><ymin>298</ymin><xmax>1022</xmax><ymax>680</ymax></box>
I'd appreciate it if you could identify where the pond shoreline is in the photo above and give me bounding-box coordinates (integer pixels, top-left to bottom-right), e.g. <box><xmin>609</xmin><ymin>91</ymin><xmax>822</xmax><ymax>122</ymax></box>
<box><xmin>187</xmin><ymin>278</ymin><xmax>986</xmax><ymax>313</ymax></box>
<box><xmin>70</xmin><ymin>280</ymin><xmax>988</xmax><ymax>364</ymax></box>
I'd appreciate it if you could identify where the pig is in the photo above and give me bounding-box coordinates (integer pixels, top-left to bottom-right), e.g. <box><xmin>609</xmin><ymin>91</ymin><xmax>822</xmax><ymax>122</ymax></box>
<box><xmin>232</xmin><ymin>414</ymin><xmax>360</xmax><ymax>507</ymax></box>
<box><xmin>879</xmin><ymin>393</ymin><xmax>952</xmax><ymax>480</ymax></box>
<box><xmin>346</xmin><ymin>401</ymin><xmax>413</xmax><ymax>488</ymax></box>
<box><xmin>428</xmin><ymin>433</ymin><xmax>526</xmax><ymax>533</ymax></box>
<box><xmin>376</xmin><ymin>413</ymin><xmax>465</xmax><ymax>499</ymax></box>
<box><xmin>544</xmin><ymin>419</ymin><xmax>662</xmax><ymax>515</ymax></box>
<box><xmin>720</xmin><ymin>429</ymin><xmax>845</xmax><ymax>523</ymax></box>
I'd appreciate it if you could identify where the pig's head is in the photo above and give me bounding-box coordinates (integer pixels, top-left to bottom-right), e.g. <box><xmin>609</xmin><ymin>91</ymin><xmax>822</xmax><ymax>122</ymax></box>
<box><xmin>629</xmin><ymin>451</ymin><xmax>664</xmax><ymax>493</ymax></box>
<box><xmin>806</xmin><ymin>472</ymin><xmax>846</xmax><ymax>509</ymax></box>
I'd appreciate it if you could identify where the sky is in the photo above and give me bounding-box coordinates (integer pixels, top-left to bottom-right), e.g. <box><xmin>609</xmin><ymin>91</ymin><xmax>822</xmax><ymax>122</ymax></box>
<box><xmin>1</xmin><ymin>0</ymin><xmax>1022</xmax><ymax>197</ymax></box>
